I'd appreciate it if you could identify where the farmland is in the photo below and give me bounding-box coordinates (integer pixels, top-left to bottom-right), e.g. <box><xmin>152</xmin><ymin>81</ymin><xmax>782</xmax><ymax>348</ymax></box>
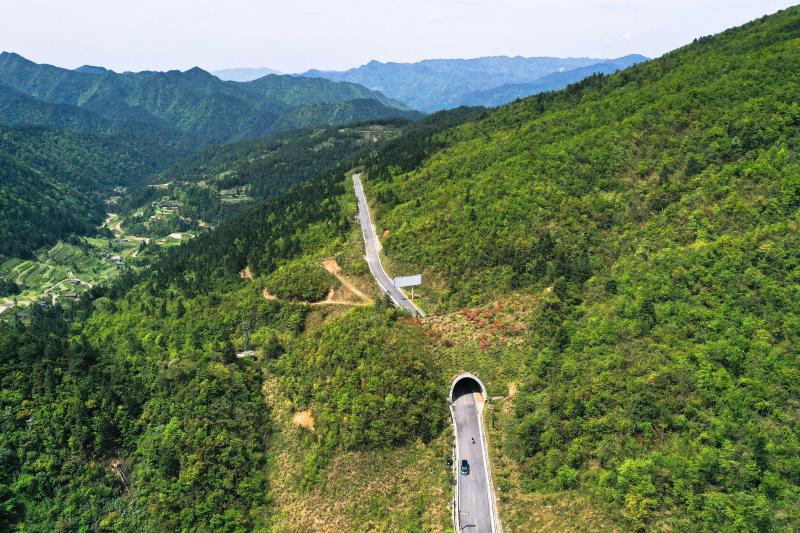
<box><xmin>0</xmin><ymin>236</ymin><xmax>148</xmax><ymax>313</ymax></box>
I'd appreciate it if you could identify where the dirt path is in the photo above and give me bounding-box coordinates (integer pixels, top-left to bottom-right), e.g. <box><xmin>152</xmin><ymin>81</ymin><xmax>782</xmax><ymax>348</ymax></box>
<box><xmin>262</xmin><ymin>287</ymin><xmax>278</xmax><ymax>301</ymax></box>
<box><xmin>320</xmin><ymin>258</ymin><xmax>372</xmax><ymax>304</ymax></box>
<box><xmin>101</xmin><ymin>213</ymin><xmax>115</xmax><ymax>229</ymax></box>
<box><xmin>243</xmin><ymin>259</ymin><xmax>372</xmax><ymax>306</ymax></box>
<box><xmin>309</xmin><ymin>289</ymin><xmax>370</xmax><ymax>307</ymax></box>
<box><xmin>238</xmin><ymin>266</ymin><xmax>276</xmax><ymax>300</ymax></box>
<box><xmin>109</xmin><ymin>218</ymin><xmax>151</xmax><ymax>244</ymax></box>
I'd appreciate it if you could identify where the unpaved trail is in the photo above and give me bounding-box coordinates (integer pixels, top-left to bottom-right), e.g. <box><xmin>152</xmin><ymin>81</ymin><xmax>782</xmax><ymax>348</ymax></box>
<box><xmin>262</xmin><ymin>287</ymin><xmax>278</xmax><ymax>301</ymax></box>
<box><xmin>239</xmin><ymin>266</ymin><xmax>277</xmax><ymax>301</ymax></box>
<box><xmin>246</xmin><ymin>259</ymin><xmax>372</xmax><ymax>306</ymax></box>
<box><xmin>309</xmin><ymin>287</ymin><xmax>370</xmax><ymax>307</ymax></box>
<box><xmin>112</xmin><ymin>219</ymin><xmax>150</xmax><ymax>244</ymax></box>
<box><xmin>320</xmin><ymin>258</ymin><xmax>372</xmax><ymax>304</ymax></box>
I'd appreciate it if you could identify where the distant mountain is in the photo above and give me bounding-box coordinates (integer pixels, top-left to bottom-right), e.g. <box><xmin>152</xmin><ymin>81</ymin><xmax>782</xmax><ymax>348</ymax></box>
<box><xmin>0</xmin><ymin>52</ymin><xmax>420</xmax><ymax>148</ymax></box>
<box><xmin>454</xmin><ymin>54</ymin><xmax>649</xmax><ymax>107</ymax></box>
<box><xmin>0</xmin><ymin>82</ymin><xmax>201</xmax><ymax>151</ymax></box>
<box><xmin>212</xmin><ymin>66</ymin><xmax>281</xmax><ymax>81</ymax></box>
<box><xmin>75</xmin><ymin>65</ymin><xmax>112</xmax><ymax>75</ymax></box>
<box><xmin>301</xmin><ymin>55</ymin><xmax>648</xmax><ymax>111</ymax></box>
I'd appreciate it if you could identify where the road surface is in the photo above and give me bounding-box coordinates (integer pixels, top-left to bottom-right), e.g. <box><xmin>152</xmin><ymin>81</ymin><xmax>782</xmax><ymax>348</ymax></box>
<box><xmin>453</xmin><ymin>387</ymin><xmax>494</xmax><ymax>532</ymax></box>
<box><xmin>352</xmin><ymin>173</ymin><xmax>424</xmax><ymax>317</ymax></box>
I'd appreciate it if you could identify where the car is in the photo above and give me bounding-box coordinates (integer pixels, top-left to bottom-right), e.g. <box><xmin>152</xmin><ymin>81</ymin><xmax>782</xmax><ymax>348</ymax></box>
<box><xmin>460</xmin><ymin>459</ymin><xmax>470</xmax><ymax>476</ymax></box>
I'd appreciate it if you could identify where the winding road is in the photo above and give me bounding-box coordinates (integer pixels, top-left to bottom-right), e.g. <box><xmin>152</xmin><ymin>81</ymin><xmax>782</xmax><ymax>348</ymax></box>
<box><xmin>352</xmin><ymin>173</ymin><xmax>424</xmax><ymax>316</ymax></box>
<box><xmin>353</xmin><ymin>172</ymin><xmax>498</xmax><ymax>530</ymax></box>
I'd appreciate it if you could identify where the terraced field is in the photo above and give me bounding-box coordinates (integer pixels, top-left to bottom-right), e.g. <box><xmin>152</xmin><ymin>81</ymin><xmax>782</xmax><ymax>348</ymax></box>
<box><xmin>0</xmin><ymin>239</ymin><xmax>143</xmax><ymax>311</ymax></box>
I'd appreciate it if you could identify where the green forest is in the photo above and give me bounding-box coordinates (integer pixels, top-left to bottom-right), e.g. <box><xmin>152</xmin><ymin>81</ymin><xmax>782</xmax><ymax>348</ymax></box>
<box><xmin>2</xmin><ymin>5</ymin><xmax>800</xmax><ymax>532</ymax></box>
<box><xmin>117</xmin><ymin>120</ymin><xmax>408</xmax><ymax>229</ymax></box>
<box><xmin>362</xmin><ymin>8</ymin><xmax>800</xmax><ymax>530</ymax></box>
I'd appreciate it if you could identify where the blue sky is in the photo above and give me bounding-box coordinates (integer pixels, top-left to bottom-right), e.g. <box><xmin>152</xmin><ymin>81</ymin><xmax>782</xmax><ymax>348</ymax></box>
<box><xmin>1</xmin><ymin>0</ymin><xmax>795</xmax><ymax>73</ymax></box>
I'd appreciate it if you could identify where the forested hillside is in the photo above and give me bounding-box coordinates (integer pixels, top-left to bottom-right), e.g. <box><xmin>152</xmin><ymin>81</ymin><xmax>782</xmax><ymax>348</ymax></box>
<box><xmin>116</xmin><ymin>111</ymin><xmax>486</xmax><ymax>235</ymax></box>
<box><xmin>0</xmin><ymin>153</ymin><xmax>104</xmax><ymax>257</ymax></box>
<box><xmin>0</xmin><ymin>123</ymin><xmax>179</xmax><ymax>187</ymax></box>
<box><xmin>361</xmin><ymin>7</ymin><xmax>800</xmax><ymax>530</ymax></box>
<box><xmin>0</xmin><ymin>122</ymin><xmax>182</xmax><ymax>257</ymax></box>
<box><xmin>0</xmin><ymin>153</ymin><xmax>449</xmax><ymax>529</ymax></box>
<box><xmin>0</xmin><ymin>93</ymin><xmax>483</xmax><ymax>529</ymax></box>
<box><xmin>0</xmin><ymin>51</ymin><xmax>422</xmax><ymax>278</ymax></box>
<box><xmin>0</xmin><ymin>52</ymin><xmax>420</xmax><ymax>147</ymax></box>
<box><xmin>0</xmin><ymin>82</ymin><xmax>201</xmax><ymax>151</ymax></box>
<box><xmin>114</xmin><ymin>121</ymin><xmax>406</xmax><ymax>234</ymax></box>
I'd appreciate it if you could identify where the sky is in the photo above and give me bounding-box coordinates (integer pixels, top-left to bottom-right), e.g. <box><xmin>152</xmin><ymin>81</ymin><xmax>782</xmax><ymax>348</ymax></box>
<box><xmin>0</xmin><ymin>0</ymin><xmax>795</xmax><ymax>73</ymax></box>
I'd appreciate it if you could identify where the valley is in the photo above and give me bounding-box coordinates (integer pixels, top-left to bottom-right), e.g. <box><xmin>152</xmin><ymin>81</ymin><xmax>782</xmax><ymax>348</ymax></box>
<box><xmin>1</xmin><ymin>4</ymin><xmax>799</xmax><ymax>533</ymax></box>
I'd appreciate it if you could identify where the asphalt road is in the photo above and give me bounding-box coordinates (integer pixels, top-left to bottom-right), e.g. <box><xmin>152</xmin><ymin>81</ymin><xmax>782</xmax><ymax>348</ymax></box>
<box><xmin>352</xmin><ymin>173</ymin><xmax>424</xmax><ymax>316</ymax></box>
<box><xmin>453</xmin><ymin>390</ymin><xmax>493</xmax><ymax>532</ymax></box>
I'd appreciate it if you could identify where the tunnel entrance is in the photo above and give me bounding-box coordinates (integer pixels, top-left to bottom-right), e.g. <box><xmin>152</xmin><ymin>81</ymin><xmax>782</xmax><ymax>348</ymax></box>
<box><xmin>449</xmin><ymin>373</ymin><xmax>488</xmax><ymax>403</ymax></box>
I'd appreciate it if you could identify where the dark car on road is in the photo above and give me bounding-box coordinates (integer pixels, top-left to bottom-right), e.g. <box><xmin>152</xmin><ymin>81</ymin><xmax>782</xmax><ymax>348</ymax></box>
<box><xmin>460</xmin><ymin>459</ymin><xmax>470</xmax><ymax>475</ymax></box>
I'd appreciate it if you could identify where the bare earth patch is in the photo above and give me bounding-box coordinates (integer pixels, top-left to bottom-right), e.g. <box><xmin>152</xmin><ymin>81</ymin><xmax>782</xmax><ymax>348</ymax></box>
<box><xmin>508</xmin><ymin>382</ymin><xmax>518</xmax><ymax>398</ymax></box>
<box><xmin>291</xmin><ymin>410</ymin><xmax>315</xmax><ymax>431</ymax></box>
<box><xmin>262</xmin><ymin>287</ymin><xmax>278</xmax><ymax>301</ymax></box>
<box><xmin>310</xmin><ymin>258</ymin><xmax>372</xmax><ymax>306</ymax></box>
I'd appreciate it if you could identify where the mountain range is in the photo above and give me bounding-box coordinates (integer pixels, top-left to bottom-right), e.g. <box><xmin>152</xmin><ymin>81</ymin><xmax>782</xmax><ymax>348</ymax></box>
<box><xmin>0</xmin><ymin>52</ymin><xmax>419</xmax><ymax>149</ymax></box>
<box><xmin>301</xmin><ymin>54</ymin><xmax>648</xmax><ymax>111</ymax></box>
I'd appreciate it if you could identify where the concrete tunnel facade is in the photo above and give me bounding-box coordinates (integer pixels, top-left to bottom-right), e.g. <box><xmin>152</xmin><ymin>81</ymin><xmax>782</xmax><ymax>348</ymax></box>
<box><xmin>448</xmin><ymin>372</ymin><xmax>488</xmax><ymax>403</ymax></box>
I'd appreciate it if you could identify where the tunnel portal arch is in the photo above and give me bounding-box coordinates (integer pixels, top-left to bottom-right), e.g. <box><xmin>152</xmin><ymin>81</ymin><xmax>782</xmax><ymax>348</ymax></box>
<box><xmin>448</xmin><ymin>372</ymin><xmax>488</xmax><ymax>403</ymax></box>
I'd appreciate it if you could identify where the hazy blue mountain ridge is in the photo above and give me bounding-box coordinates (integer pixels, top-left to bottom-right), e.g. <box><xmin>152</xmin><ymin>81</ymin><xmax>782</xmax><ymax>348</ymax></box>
<box><xmin>455</xmin><ymin>54</ymin><xmax>649</xmax><ymax>107</ymax></box>
<box><xmin>301</xmin><ymin>54</ymin><xmax>648</xmax><ymax>111</ymax></box>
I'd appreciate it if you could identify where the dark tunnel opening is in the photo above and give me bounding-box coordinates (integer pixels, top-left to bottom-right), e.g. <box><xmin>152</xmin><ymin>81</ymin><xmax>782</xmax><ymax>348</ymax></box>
<box><xmin>452</xmin><ymin>377</ymin><xmax>483</xmax><ymax>402</ymax></box>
